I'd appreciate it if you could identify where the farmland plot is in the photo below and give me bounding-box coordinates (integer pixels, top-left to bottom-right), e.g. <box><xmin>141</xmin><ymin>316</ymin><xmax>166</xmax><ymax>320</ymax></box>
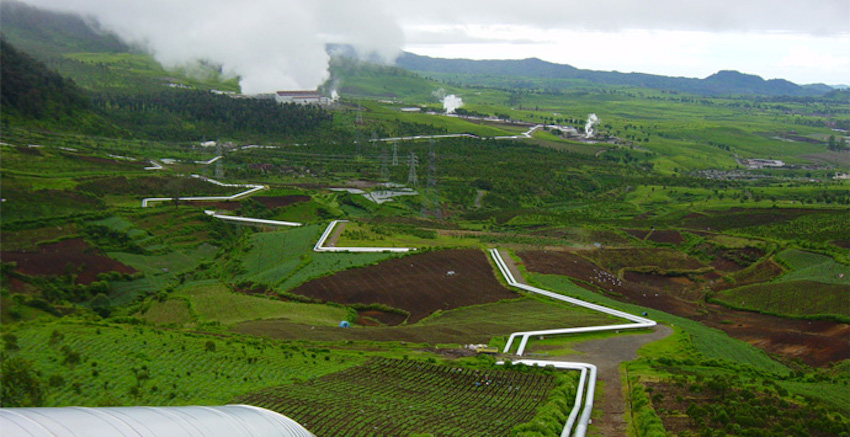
<box><xmin>288</xmin><ymin>249</ymin><xmax>517</xmax><ymax>323</ymax></box>
<box><xmin>237</xmin><ymin>357</ymin><xmax>561</xmax><ymax>437</ymax></box>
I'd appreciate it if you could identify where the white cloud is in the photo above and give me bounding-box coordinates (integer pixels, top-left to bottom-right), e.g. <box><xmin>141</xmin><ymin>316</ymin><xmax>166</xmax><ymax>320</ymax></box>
<box><xmin>22</xmin><ymin>0</ymin><xmax>404</xmax><ymax>93</ymax></box>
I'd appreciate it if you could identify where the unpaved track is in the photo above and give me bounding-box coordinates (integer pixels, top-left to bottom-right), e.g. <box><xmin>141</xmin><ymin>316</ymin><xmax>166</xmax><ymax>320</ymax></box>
<box><xmin>565</xmin><ymin>325</ymin><xmax>672</xmax><ymax>436</ymax></box>
<box><xmin>498</xmin><ymin>249</ymin><xmax>672</xmax><ymax>436</ymax></box>
<box><xmin>324</xmin><ymin>220</ymin><xmax>346</xmax><ymax>247</ymax></box>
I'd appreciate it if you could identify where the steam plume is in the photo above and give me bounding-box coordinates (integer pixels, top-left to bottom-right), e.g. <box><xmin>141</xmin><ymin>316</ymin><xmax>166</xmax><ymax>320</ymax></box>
<box><xmin>21</xmin><ymin>0</ymin><xmax>403</xmax><ymax>94</ymax></box>
<box><xmin>585</xmin><ymin>113</ymin><xmax>599</xmax><ymax>138</ymax></box>
<box><xmin>443</xmin><ymin>95</ymin><xmax>464</xmax><ymax>114</ymax></box>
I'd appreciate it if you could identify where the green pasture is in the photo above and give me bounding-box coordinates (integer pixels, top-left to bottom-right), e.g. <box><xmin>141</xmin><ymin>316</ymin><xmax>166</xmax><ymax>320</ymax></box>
<box><xmin>714</xmin><ymin>280</ymin><xmax>849</xmax><ymax>319</ymax></box>
<box><xmin>336</xmin><ymin>221</ymin><xmax>480</xmax><ymax>249</ymax></box>
<box><xmin>236</xmin><ymin>225</ymin><xmax>398</xmax><ymax>291</ymax></box>
<box><xmin>166</xmin><ymin>280</ymin><xmax>348</xmax><ymax>326</ymax></box>
<box><xmin>713</xmin><ymin>249</ymin><xmax>850</xmax><ymax>319</ymax></box>
<box><xmin>108</xmin><ymin>243</ymin><xmax>217</xmax><ymax>304</ymax></box>
<box><xmin>232</xmin><ymin>295</ymin><xmax>620</xmax><ymax>345</ymax></box>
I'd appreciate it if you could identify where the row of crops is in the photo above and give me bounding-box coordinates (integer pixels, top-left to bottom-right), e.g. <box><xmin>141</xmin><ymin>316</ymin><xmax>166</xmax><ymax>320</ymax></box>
<box><xmin>237</xmin><ymin>357</ymin><xmax>562</xmax><ymax>437</ymax></box>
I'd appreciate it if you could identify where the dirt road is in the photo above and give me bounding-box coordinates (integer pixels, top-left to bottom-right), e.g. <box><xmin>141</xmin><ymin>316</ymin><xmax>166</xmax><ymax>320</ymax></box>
<box><xmin>498</xmin><ymin>249</ymin><xmax>673</xmax><ymax>436</ymax></box>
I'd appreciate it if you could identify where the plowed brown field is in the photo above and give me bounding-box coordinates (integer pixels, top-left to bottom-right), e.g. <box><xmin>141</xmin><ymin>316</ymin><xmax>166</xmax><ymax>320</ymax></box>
<box><xmin>289</xmin><ymin>249</ymin><xmax>516</xmax><ymax>324</ymax></box>
<box><xmin>518</xmin><ymin>250</ymin><xmax>850</xmax><ymax>367</ymax></box>
<box><xmin>2</xmin><ymin>238</ymin><xmax>137</xmax><ymax>284</ymax></box>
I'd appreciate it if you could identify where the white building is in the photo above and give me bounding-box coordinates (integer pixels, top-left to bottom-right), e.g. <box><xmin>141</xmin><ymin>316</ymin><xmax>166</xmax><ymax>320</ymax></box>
<box><xmin>275</xmin><ymin>91</ymin><xmax>330</xmax><ymax>106</ymax></box>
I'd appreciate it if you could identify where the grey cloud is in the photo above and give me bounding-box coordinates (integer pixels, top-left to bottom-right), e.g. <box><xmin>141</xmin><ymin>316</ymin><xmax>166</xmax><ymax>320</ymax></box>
<box><xmin>389</xmin><ymin>0</ymin><xmax>849</xmax><ymax>36</ymax></box>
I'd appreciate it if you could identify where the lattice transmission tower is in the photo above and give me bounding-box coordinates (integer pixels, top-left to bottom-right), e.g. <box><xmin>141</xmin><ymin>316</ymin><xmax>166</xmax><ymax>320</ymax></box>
<box><xmin>421</xmin><ymin>140</ymin><xmax>441</xmax><ymax>218</ymax></box>
<box><xmin>391</xmin><ymin>141</ymin><xmax>399</xmax><ymax>166</ymax></box>
<box><xmin>407</xmin><ymin>152</ymin><xmax>418</xmax><ymax>187</ymax></box>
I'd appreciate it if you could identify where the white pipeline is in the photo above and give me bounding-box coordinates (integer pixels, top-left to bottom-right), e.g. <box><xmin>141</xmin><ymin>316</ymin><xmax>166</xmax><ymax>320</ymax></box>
<box><xmin>313</xmin><ymin>220</ymin><xmax>415</xmax><ymax>253</ymax></box>
<box><xmin>203</xmin><ymin>210</ymin><xmax>301</xmax><ymax>227</ymax></box>
<box><xmin>489</xmin><ymin>248</ymin><xmax>657</xmax><ymax>437</ymax></box>
<box><xmin>141</xmin><ymin>175</ymin><xmax>266</xmax><ymax>207</ymax></box>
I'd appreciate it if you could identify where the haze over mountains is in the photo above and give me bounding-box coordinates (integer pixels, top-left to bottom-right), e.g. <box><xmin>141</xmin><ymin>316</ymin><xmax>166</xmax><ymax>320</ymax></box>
<box><xmin>1</xmin><ymin>0</ymin><xmax>843</xmax><ymax>98</ymax></box>
<box><xmin>395</xmin><ymin>52</ymin><xmax>839</xmax><ymax>97</ymax></box>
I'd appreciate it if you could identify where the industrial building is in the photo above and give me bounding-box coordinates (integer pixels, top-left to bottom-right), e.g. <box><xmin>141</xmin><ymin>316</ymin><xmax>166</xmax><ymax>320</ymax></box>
<box><xmin>274</xmin><ymin>91</ymin><xmax>330</xmax><ymax>106</ymax></box>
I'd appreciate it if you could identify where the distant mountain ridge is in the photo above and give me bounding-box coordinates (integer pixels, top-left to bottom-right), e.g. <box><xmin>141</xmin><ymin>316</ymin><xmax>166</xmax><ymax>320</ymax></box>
<box><xmin>395</xmin><ymin>52</ymin><xmax>833</xmax><ymax>97</ymax></box>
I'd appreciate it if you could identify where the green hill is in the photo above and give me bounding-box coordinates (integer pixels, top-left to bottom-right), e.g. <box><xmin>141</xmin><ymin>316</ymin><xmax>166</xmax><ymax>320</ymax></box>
<box><xmin>395</xmin><ymin>51</ymin><xmax>832</xmax><ymax>97</ymax></box>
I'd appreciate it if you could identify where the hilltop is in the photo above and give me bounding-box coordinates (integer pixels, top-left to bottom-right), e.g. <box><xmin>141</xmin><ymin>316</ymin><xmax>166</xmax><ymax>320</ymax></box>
<box><xmin>395</xmin><ymin>51</ymin><xmax>834</xmax><ymax>97</ymax></box>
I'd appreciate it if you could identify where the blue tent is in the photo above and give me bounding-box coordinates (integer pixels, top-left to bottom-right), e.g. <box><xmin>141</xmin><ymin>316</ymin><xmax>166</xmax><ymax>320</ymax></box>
<box><xmin>338</xmin><ymin>320</ymin><xmax>351</xmax><ymax>328</ymax></box>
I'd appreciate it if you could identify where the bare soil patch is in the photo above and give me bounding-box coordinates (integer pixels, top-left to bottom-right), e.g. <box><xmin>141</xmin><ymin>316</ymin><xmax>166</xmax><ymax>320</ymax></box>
<box><xmin>646</xmin><ymin>230</ymin><xmax>685</xmax><ymax>245</ymax></box>
<box><xmin>519</xmin><ymin>250</ymin><xmax>849</xmax><ymax>367</ymax></box>
<box><xmin>832</xmin><ymin>239</ymin><xmax>850</xmax><ymax>249</ymax></box>
<box><xmin>624</xmin><ymin>229</ymin><xmax>651</xmax><ymax>240</ymax></box>
<box><xmin>579</xmin><ymin>248</ymin><xmax>706</xmax><ymax>272</ymax></box>
<box><xmin>289</xmin><ymin>249</ymin><xmax>516</xmax><ymax>324</ymax></box>
<box><xmin>188</xmin><ymin>201</ymin><xmax>241</xmax><ymax>210</ymax></box>
<box><xmin>2</xmin><ymin>238</ymin><xmax>137</xmax><ymax>284</ymax></box>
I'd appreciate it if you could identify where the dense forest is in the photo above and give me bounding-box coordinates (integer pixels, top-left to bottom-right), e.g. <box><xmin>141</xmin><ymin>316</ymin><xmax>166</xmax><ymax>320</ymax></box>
<box><xmin>91</xmin><ymin>91</ymin><xmax>333</xmax><ymax>141</ymax></box>
<box><xmin>0</xmin><ymin>38</ymin><xmax>90</xmax><ymax>120</ymax></box>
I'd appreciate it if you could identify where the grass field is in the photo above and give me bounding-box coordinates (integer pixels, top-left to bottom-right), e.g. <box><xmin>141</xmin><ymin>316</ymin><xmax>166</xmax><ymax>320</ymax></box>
<box><xmin>234</xmin><ymin>296</ymin><xmax>625</xmax><ymax>345</ymax></box>
<box><xmin>336</xmin><ymin>221</ymin><xmax>481</xmax><ymax>248</ymax></box>
<box><xmin>167</xmin><ymin>280</ymin><xmax>349</xmax><ymax>326</ymax></box>
<box><xmin>713</xmin><ymin>249</ymin><xmax>850</xmax><ymax>319</ymax></box>
<box><xmin>237</xmin><ymin>225</ymin><xmax>399</xmax><ymax>291</ymax></box>
<box><xmin>713</xmin><ymin>280</ymin><xmax>850</xmax><ymax>319</ymax></box>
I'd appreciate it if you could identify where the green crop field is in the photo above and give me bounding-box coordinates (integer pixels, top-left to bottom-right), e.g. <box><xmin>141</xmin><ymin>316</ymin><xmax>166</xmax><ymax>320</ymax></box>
<box><xmin>237</xmin><ymin>356</ymin><xmax>570</xmax><ymax>437</ymax></box>
<box><xmin>713</xmin><ymin>280</ymin><xmax>849</xmax><ymax>319</ymax></box>
<box><xmin>2</xmin><ymin>9</ymin><xmax>849</xmax><ymax>436</ymax></box>
<box><xmin>233</xmin><ymin>296</ymin><xmax>619</xmax><ymax>345</ymax></box>
<box><xmin>774</xmin><ymin>249</ymin><xmax>850</xmax><ymax>283</ymax></box>
<box><xmin>168</xmin><ymin>280</ymin><xmax>349</xmax><ymax>326</ymax></box>
<box><xmin>1</xmin><ymin>321</ymin><xmax>364</xmax><ymax>407</ymax></box>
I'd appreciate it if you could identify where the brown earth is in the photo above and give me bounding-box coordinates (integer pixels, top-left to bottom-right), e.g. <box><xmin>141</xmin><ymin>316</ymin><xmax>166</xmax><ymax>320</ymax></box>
<box><xmin>288</xmin><ymin>249</ymin><xmax>517</xmax><ymax>324</ymax></box>
<box><xmin>518</xmin><ymin>250</ymin><xmax>850</xmax><ymax>367</ymax></box>
<box><xmin>579</xmin><ymin>248</ymin><xmax>706</xmax><ymax>272</ymax></box>
<box><xmin>2</xmin><ymin>238</ymin><xmax>137</xmax><ymax>284</ymax></box>
<box><xmin>624</xmin><ymin>229</ymin><xmax>651</xmax><ymax>240</ymax></box>
<box><xmin>646</xmin><ymin>230</ymin><xmax>685</xmax><ymax>245</ymax></box>
<box><xmin>832</xmin><ymin>239</ymin><xmax>850</xmax><ymax>249</ymax></box>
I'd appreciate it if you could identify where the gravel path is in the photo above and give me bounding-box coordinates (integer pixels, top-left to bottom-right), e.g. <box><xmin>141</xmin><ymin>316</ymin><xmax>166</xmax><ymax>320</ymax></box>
<box><xmin>324</xmin><ymin>221</ymin><xmax>346</xmax><ymax>247</ymax></box>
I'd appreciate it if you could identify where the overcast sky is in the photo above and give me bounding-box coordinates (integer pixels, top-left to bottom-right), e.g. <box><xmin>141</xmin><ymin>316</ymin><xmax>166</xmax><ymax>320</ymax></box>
<box><xmin>21</xmin><ymin>0</ymin><xmax>850</xmax><ymax>91</ymax></box>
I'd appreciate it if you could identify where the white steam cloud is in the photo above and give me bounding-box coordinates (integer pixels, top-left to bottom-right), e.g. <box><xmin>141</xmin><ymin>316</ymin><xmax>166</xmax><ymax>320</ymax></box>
<box><xmin>442</xmin><ymin>95</ymin><xmax>464</xmax><ymax>114</ymax></box>
<box><xmin>22</xmin><ymin>0</ymin><xmax>404</xmax><ymax>94</ymax></box>
<box><xmin>432</xmin><ymin>88</ymin><xmax>463</xmax><ymax>114</ymax></box>
<box><xmin>585</xmin><ymin>113</ymin><xmax>599</xmax><ymax>138</ymax></box>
